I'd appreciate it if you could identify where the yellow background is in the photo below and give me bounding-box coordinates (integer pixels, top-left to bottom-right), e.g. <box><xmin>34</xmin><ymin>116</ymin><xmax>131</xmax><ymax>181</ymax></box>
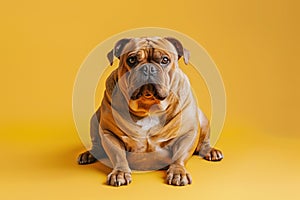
<box><xmin>1</xmin><ymin>0</ymin><xmax>300</xmax><ymax>199</ymax></box>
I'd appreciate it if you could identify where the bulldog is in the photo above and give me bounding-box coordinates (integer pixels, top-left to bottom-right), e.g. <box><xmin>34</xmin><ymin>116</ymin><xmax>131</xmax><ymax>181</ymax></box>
<box><xmin>77</xmin><ymin>37</ymin><xmax>223</xmax><ymax>186</ymax></box>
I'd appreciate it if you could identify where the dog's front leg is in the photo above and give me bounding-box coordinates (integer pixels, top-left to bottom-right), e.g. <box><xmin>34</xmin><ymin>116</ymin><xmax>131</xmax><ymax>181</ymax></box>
<box><xmin>167</xmin><ymin>131</ymin><xmax>198</xmax><ymax>186</ymax></box>
<box><xmin>101</xmin><ymin>132</ymin><xmax>131</xmax><ymax>186</ymax></box>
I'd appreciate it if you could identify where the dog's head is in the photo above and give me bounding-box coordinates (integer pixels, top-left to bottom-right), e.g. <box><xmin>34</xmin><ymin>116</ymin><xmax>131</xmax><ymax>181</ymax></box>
<box><xmin>107</xmin><ymin>37</ymin><xmax>190</xmax><ymax>117</ymax></box>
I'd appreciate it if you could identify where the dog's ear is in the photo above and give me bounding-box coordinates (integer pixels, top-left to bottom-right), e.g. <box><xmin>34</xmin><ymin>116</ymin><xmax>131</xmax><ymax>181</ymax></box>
<box><xmin>107</xmin><ymin>38</ymin><xmax>131</xmax><ymax>66</ymax></box>
<box><xmin>165</xmin><ymin>37</ymin><xmax>190</xmax><ymax>65</ymax></box>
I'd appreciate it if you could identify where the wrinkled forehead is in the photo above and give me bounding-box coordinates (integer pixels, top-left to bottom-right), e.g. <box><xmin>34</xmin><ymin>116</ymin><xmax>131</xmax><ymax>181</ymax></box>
<box><xmin>121</xmin><ymin>37</ymin><xmax>178</xmax><ymax>57</ymax></box>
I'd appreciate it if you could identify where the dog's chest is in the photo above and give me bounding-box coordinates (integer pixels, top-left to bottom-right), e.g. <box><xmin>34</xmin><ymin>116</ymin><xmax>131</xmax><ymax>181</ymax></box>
<box><xmin>136</xmin><ymin>116</ymin><xmax>160</xmax><ymax>131</ymax></box>
<box><xmin>129</xmin><ymin>116</ymin><xmax>166</xmax><ymax>152</ymax></box>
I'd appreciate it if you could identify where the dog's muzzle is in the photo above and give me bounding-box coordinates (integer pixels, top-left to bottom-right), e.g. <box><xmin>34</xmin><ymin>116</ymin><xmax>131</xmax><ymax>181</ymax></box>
<box><xmin>129</xmin><ymin>63</ymin><xmax>168</xmax><ymax>101</ymax></box>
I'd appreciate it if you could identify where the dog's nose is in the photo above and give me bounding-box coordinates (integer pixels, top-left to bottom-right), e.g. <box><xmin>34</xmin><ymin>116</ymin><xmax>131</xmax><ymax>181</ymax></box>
<box><xmin>142</xmin><ymin>64</ymin><xmax>157</xmax><ymax>76</ymax></box>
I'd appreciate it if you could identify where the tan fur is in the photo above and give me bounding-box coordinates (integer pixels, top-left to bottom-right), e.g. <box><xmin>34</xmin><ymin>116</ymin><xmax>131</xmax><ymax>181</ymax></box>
<box><xmin>78</xmin><ymin>37</ymin><xmax>223</xmax><ymax>186</ymax></box>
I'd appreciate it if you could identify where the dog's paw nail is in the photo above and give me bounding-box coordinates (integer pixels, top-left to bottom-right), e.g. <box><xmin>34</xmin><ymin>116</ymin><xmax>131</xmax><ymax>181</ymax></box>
<box><xmin>126</xmin><ymin>179</ymin><xmax>131</xmax><ymax>185</ymax></box>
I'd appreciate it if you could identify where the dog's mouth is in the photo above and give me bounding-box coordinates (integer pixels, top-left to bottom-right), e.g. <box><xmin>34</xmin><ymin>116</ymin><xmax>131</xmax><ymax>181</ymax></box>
<box><xmin>130</xmin><ymin>84</ymin><xmax>167</xmax><ymax>101</ymax></box>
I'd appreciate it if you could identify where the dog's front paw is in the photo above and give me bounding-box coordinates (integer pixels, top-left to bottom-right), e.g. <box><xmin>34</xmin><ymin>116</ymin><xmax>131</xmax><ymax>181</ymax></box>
<box><xmin>166</xmin><ymin>164</ymin><xmax>192</xmax><ymax>186</ymax></box>
<box><xmin>107</xmin><ymin>170</ymin><xmax>132</xmax><ymax>187</ymax></box>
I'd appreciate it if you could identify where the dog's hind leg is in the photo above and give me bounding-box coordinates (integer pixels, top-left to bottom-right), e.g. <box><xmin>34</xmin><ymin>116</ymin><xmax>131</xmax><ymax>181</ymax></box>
<box><xmin>193</xmin><ymin>108</ymin><xmax>223</xmax><ymax>161</ymax></box>
<box><xmin>77</xmin><ymin>108</ymin><xmax>107</xmax><ymax>165</ymax></box>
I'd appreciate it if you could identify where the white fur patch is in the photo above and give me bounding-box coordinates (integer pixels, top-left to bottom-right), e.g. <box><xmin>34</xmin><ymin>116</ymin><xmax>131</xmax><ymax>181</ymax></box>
<box><xmin>136</xmin><ymin>116</ymin><xmax>160</xmax><ymax>131</ymax></box>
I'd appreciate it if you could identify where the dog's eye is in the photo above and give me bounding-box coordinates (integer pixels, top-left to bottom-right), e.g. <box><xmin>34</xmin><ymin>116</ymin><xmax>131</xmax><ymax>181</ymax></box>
<box><xmin>126</xmin><ymin>56</ymin><xmax>137</xmax><ymax>67</ymax></box>
<box><xmin>161</xmin><ymin>56</ymin><xmax>170</xmax><ymax>65</ymax></box>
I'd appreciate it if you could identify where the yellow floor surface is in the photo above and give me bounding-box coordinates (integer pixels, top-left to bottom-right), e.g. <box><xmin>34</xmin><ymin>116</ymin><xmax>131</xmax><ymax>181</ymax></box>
<box><xmin>1</xmin><ymin>122</ymin><xmax>299</xmax><ymax>200</ymax></box>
